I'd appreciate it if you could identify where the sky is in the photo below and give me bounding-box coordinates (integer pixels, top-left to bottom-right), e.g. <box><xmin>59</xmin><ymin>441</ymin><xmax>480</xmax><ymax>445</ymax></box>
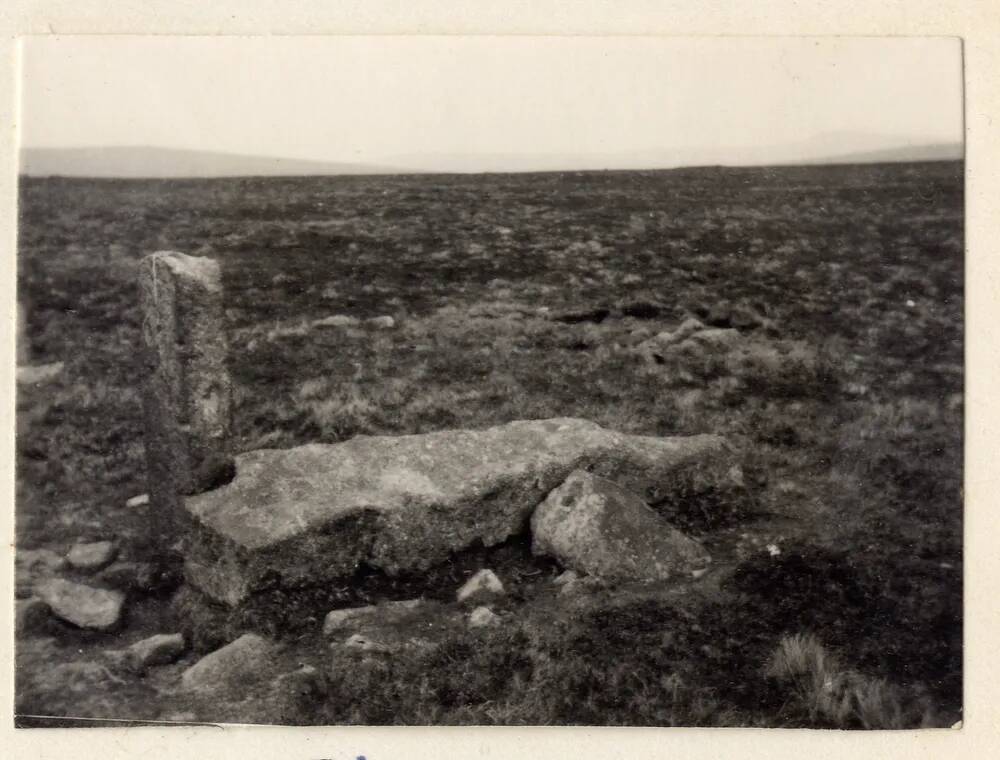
<box><xmin>19</xmin><ymin>36</ymin><xmax>964</xmax><ymax>172</ymax></box>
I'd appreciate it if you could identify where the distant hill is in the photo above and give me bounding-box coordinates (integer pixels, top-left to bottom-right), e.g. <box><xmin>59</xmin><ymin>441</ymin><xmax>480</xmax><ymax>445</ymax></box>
<box><xmin>21</xmin><ymin>138</ymin><xmax>963</xmax><ymax>179</ymax></box>
<box><xmin>19</xmin><ymin>146</ymin><xmax>409</xmax><ymax>178</ymax></box>
<box><xmin>393</xmin><ymin>139</ymin><xmax>964</xmax><ymax>174</ymax></box>
<box><xmin>815</xmin><ymin>142</ymin><xmax>964</xmax><ymax>165</ymax></box>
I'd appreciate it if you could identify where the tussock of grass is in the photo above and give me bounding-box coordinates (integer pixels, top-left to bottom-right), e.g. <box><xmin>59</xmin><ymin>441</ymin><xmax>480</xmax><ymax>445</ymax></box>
<box><xmin>765</xmin><ymin>633</ymin><xmax>929</xmax><ymax>729</ymax></box>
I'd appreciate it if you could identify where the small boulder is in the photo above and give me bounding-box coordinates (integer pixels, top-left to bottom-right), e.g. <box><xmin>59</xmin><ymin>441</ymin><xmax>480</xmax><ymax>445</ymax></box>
<box><xmin>16</xmin><ymin>361</ymin><xmax>64</xmax><ymax>386</ymax></box>
<box><xmin>326</xmin><ymin>599</ymin><xmax>465</xmax><ymax>656</ymax></box>
<box><xmin>35</xmin><ymin>578</ymin><xmax>125</xmax><ymax>631</ymax></box>
<box><xmin>127</xmin><ymin>633</ymin><xmax>187</xmax><ymax>671</ymax></box>
<box><xmin>366</xmin><ymin>315</ymin><xmax>396</xmax><ymax>329</ymax></box>
<box><xmin>313</xmin><ymin>314</ymin><xmax>360</xmax><ymax>329</ymax></box>
<box><xmin>66</xmin><ymin>540</ymin><xmax>117</xmax><ymax>573</ymax></box>
<box><xmin>16</xmin><ymin>597</ymin><xmax>51</xmax><ymax>636</ymax></box>
<box><xmin>467</xmin><ymin>606</ymin><xmax>500</xmax><ymax>629</ymax></box>
<box><xmin>322</xmin><ymin>599</ymin><xmax>422</xmax><ymax>636</ymax></box>
<box><xmin>531</xmin><ymin>470</ymin><xmax>711</xmax><ymax>582</ymax></box>
<box><xmin>180</xmin><ymin>633</ymin><xmax>277</xmax><ymax>693</ymax></box>
<box><xmin>456</xmin><ymin>569</ymin><xmax>505</xmax><ymax>604</ymax></box>
<box><xmin>125</xmin><ymin>493</ymin><xmax>150</xmax><ymax>508</ymax></box>
<box><xmin>552</xmin><ymin>570</ymin><xmax>580</xmax><ymax>587</ymax></box>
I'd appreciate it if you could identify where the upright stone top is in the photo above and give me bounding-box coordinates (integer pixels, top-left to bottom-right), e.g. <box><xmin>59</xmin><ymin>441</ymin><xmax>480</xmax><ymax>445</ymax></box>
<box><xmin>139</xmin><ymin>252</ymin><xmax>234</xmax><ymax>548</ymax></box>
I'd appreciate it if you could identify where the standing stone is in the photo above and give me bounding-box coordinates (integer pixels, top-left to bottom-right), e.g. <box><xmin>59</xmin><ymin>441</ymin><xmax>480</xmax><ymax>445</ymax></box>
<box><xmin>139</xmin><ymin>252</ymin><xmax>234</xmax><ymax>546</ymax></box>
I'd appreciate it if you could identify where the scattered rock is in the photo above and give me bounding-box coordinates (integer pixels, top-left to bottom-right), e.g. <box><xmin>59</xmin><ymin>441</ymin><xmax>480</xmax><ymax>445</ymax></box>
<box><xmin>366</xmin><ymin>315</ymin><xmax>396</xmax><ymax>329</ymax></box>
<box><xmin>16</xmin><ymin>597</ymin><xmax>51</xmax><ymax>635</ymax></box>
<box><xmin>467</xmin><ymin>606</ymin><xmax>500</xmax><ymax>629</ymax></box>
<box><xmin>180</xmin><ymin>633</ymin><xmax>277</xmax><ymax>694</ymax></box>
<box><xmin>66</xmin><ymin>540</ymin><xmax>117</xmax><ymax>573</ymax></box>
<box><xmin>531</xmin><ymin>470</ymin><xmax>711</xmax><ymax>583</ymax></box>
<box><xmin>552</xmin><ymin>570</ymin><xmax>580</xmax><ymax>587</ymax></box>
<box><xmin>457</xmin><ymin>569</ymin><xmax>505</xmax><ymax>604</ymax></box>
<box><xmin>35</xmin><ymin>578</ymin><xmax>125</xmax><ymax>631</ymax></box>
<box><xmin>15</xmin><ymin>548</ymin><xmax>67</xmax><ymax>598</ymax></box>
<box><xmin>326</xmin><ymin>599</ymin><xmax>465</xmax><ymax>656</ymax></box>
<box><xmin>125</xmin><ymin>493</ymin><xmax>150</xmax><ymax>508</ymax></box>
<box><xmin>268</xmin><ymin>323</ymin><xmax>311</xmax><ymax>340</ymax></box>
<box><xmin>323</xmin><ymin>599</ymin><xmax>423</xmax><ymax>636</ymax></box>
<box><xmin>184</xmin><ymin>417</ymin><xmax>731</xmax><ymax>606</ymax></box>
<box><xmin>312</xmin><ymin>314</ymin><xmax>360</xmax><ymax>329</ymax></box>
<box><xmin>127</xmin><ymin>633</ymin><xmax>187</xmax><ymax>671</ymax></box>
<box><xmin>16</xmin><ymin>362</ymin><xmax>64</xmax><ymax>386</ymax></box>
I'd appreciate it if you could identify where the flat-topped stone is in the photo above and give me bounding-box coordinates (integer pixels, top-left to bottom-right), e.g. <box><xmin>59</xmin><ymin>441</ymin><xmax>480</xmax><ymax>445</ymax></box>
<box><xmin>183</xmin><ymin>418</ymin><xmax>731</xmax><ymax>606</ymax></box>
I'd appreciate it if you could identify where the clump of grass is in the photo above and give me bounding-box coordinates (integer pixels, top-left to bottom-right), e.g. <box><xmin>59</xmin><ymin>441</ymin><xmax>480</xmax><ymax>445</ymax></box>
<box><xmin>765</xmin><ymin>633</ymin><xmax>927</xmax><ymax>729</ymax></box>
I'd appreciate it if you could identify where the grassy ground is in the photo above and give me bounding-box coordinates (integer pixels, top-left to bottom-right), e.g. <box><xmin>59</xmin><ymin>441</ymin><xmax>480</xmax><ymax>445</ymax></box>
<box><xmin>15</xmin><ymin>162</ymin><xmax>962</xmax><ymax>727</ymax></box>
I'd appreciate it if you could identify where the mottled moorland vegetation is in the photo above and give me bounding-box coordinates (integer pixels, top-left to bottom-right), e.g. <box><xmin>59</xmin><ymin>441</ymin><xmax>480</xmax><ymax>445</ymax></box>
<box><xmin>16</xmin><ymin>161</ymin><xmax>962</xmax><ymax>726</ymax></box>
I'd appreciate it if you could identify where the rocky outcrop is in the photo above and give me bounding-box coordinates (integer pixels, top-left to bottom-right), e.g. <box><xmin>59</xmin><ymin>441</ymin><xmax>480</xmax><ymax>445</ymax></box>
<box><xmin>183</xmin><ymin>418</ymin><xmax>730</xmax><ymax>606</ymax></box>
<box><xmin>531</xmin><ymin>470</ymin><xmax>711</xmax><ymax>582</ymax></box>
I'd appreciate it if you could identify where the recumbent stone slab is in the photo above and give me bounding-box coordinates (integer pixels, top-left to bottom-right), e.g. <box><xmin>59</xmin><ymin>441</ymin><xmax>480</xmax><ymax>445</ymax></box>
<box><xmin>183</xmin><ymin>417</ymin><xmax>730</xmax><ymax>606</ymax></box>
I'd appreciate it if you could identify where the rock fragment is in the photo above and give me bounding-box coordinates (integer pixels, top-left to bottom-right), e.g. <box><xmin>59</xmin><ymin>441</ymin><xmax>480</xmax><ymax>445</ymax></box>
<box><xmin>322</xmin><ymin>599</ymin><xmax>423</xmax><ymax>636</ymax></box>
<box><xmin>179</xmin><ymin>633</ymin><xmax>276</xmax><ymax>693</ymax></box>
<box><xmin>313</xmin><ymin>314</ymin><xmax>360</xmax><ymax>328</ymax></box>
<box><xmin>35</xmin><ymin>578</ymin><xmax>125</xmax><ymax>631</ymax></box>
<box><xmin>127</xmin><ymin>633</ymin><xmax>187</xmax><ymax>671</ymax></box>
<box><xmin>366</xmin><ymin>315</ymin><xmax>396</xmax><ymax>329</ymax></box>
<box><xmin>467</xmin><ymin>606</ymin><xmax>501</xmax><ymax>629</ymax></box>
<box><xmin>457</xmin><ymin>569</ymin><xmax>505</xmax><ymax>604</ymax></box>
<box><xmin>16</xmin><ymin>362</ymin><xmax>64</xmax><ymax>386</ymax></box>
<box><xmin>126</xmin><ymin>493</ymin><xmax>150</xmax><ymax>508</ymax></box>
<box><xmin>531</xmin><ymin>470</ymin><xmax>711</xmax><ymax>583</ymax></box>
<box><xmin>66</xmin><ymin>540</ymin><xmax>117</xmax><ymax>573</ymax></box>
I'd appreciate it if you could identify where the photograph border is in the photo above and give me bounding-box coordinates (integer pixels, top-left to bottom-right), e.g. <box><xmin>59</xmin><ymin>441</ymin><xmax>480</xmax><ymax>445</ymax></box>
<box><xmin>2</xmin><ymin>2</ymin><xmax>997</xmax><ymax>758</ymax></box>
